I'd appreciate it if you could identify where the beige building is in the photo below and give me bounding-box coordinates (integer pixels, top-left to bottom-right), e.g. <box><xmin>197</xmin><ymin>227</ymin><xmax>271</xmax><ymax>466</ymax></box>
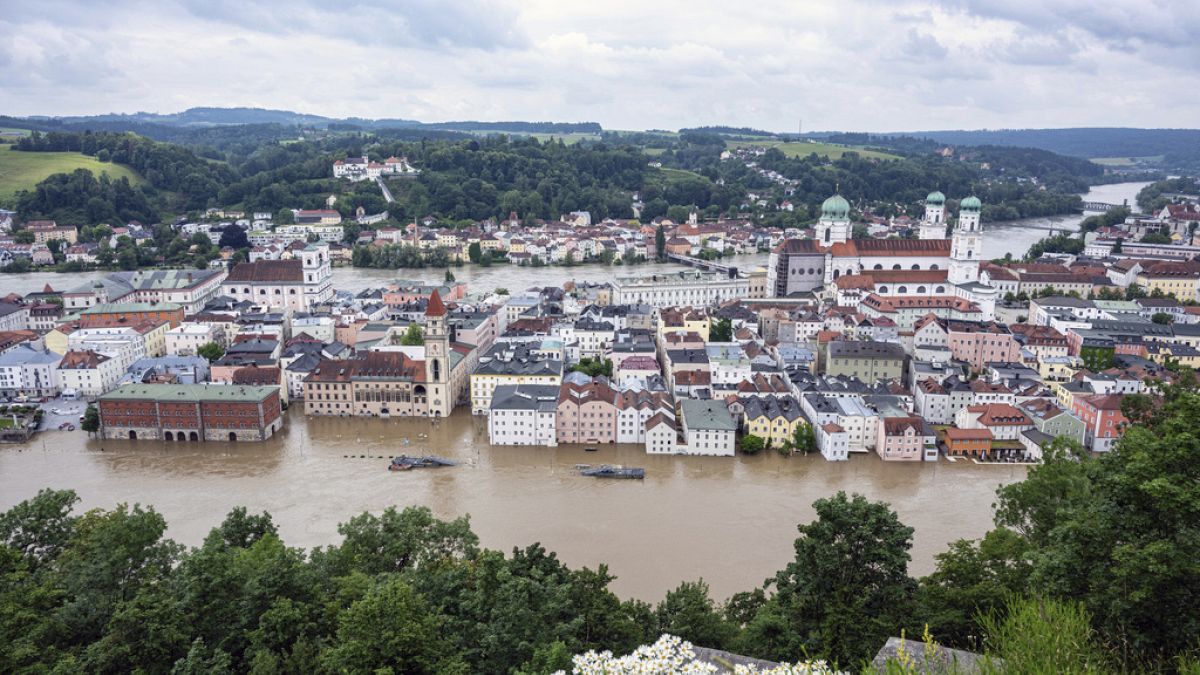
<box><xmin>823</xmin><ymin>340</ymin><xmax>905</xmax><ymax>381</ymax></box>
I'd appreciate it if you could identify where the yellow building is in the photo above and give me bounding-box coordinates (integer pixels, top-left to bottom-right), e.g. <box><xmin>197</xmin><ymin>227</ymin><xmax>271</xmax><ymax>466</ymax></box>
<box><xmin>1037</xmin><ymin>355</ymin><xmax>1081</xmax><ymax>383</ymax></box>
<box><xmin>1135</xmin><ymin>261</ymin><xmax>1200</xmax><ymax>302</ymax></box>
<box><xmin>1146</xmin><ymin>342</ymin><xmax>1200</xmax><ymax>368</ymax></box>
<box><xmin>657</xmin><ymin>307</ymin><xmax>711</xmax><ymax>344</ymax></box>
<box><xmin>740</xmin><ymin>396</ymin><xmax>805</xmax><ymax>448</ymax></box>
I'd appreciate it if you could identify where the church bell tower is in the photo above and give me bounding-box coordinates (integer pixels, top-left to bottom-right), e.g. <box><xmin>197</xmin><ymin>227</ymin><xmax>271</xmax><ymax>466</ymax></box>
<box><xmin>424</xmin><ymin>290</ymin><xmax>451</xmax><ymax>417</ymax></box>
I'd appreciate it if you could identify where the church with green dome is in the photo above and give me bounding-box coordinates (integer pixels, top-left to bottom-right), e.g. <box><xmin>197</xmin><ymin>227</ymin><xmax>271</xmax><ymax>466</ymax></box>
<box><xmin>768</xmin><ymin>190</ymin><xmax>999</xmax><ymax>323</ymax></box>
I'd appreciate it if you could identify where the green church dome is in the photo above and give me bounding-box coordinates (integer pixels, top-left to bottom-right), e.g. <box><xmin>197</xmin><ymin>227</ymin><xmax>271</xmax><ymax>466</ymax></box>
<box><xmin>926</xmin><ymin>191</ymin><xmax>946</xmax><ymax>205</ymax></box>
<box><xmin>960</xmin><ymin>195</ymin><xmax>982</xmax><ymax>211</ymax></box>
<box><xmin>821</xmin><ymin>194</ymin><xmax>850</xmax><ymax>219</ymax></box>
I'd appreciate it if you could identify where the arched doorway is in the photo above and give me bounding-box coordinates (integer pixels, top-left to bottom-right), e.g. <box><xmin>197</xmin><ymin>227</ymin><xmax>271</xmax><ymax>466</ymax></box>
<box><xmin>128</xmin><ymin>430</ymin><xmax>137</xmax><ymax>440</ymax></box>
<box><xmin>228</xmin><ymin>432</ymin><xmax>237</xmax><ymax>442</ymax></box>
<box><xmin>164</xmin><ymin>431</ymin><xmax>174</xmax><ymax>441</ymax></box>
<box><xmin>189</xmin><ymin>431</ymin><xmax>198</xmax><ymax>441</ymax></box>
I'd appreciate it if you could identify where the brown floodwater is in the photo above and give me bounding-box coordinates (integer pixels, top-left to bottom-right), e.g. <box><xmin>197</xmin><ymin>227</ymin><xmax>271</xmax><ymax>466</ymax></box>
<box><xmin>0</xmin><ymin>409</ymin><xmax>1025</xmax><ymax>602</ymax></box>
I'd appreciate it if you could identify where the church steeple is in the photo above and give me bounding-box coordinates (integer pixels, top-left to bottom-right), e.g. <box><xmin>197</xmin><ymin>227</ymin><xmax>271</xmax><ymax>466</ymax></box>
<box><xmin>423</xmin><ymin>290</ymin><xmax>451</xmax><ymax>416</ymax></box>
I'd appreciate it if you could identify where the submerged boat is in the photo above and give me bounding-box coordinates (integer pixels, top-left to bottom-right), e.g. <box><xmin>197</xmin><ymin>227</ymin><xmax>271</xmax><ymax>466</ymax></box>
<box><xmin>579</xmin><ymin>464</ymin><xmax>645</xmax><ymax>480</ymax></box>
<box><xmin>388</xmin><ymin>455</ymin><xmax>459</xmax><ymax>471</ymax></box>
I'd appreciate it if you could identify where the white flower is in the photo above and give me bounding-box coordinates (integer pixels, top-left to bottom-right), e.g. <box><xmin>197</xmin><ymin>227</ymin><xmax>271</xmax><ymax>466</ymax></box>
<box><xmin>556</xmin><ymin>635</ymin><xmax>845</xmax><ymax>675</ymax></box>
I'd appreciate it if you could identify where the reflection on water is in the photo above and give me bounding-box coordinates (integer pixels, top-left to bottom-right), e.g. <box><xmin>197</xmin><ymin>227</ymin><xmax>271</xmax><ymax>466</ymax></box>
<box><xmin>1</xmin><ymin>408</ymin><xmax>1025</xmax><ymax>601</ymax></box>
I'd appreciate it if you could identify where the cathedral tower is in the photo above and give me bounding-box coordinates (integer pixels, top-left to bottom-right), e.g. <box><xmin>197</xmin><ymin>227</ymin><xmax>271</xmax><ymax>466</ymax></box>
<box><xmin>815</xmin><ymin>193</ymin><xmax>851</xmax><ymax>246</ymax></box>
<box><xmin>918</xmin><ymin>190</ymin><xmax>948</xmax><ymax>240</ymax></box>
<box><xmin>949</xmin><ymin>196</ymin><xmax>983</xmax><ymax>284</ymax></box>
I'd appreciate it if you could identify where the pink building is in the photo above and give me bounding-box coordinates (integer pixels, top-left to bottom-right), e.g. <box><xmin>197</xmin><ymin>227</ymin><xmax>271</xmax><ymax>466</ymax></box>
<box><xmin>556</xmin><ymin>378</ymin><xmax>620</xmax><ymax>444</ymax></box>
<box><xmin>1070</xmin><ymin>393</ymin><xmax>1128</xmax><ymax>452</ymax></box>
<box><xmin>875</xmin><ymin>416</ymin><xmax>925</xmax><ymax>462</ymax></box>
<box><xmin>382</xmin><ymin>281</ymin><xmax>467</xmax><ymax>307</ymax></box>
<box><xmin>946</xmin><ymin>321</ymin><xmax>1022</xmax><ymax>372</ymax></box>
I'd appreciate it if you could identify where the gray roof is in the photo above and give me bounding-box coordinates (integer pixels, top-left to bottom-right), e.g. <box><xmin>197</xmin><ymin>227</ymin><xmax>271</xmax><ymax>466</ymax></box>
<box><xmin>827</xmin><ymin>340</ymin><xmax>905</xmax><ymax>359</ymax></box>
<box><xmin>490</xmin><ymin>384</ymin><xmax>560</xmax><ymax>412</ymax></box>
<box><xmin>741</xmin><ymin>395</ymin><xmax>804</xmax><ymax>422</ymax></box>
<box><xmin>681</xmin><ymin>399</ymin><xmax>736</xmax><ymax>431</ymax></box>
<box><xmin>0</xmin><ymin>345</ymin><xmax>61</xmax><ymax>366</ymax></box>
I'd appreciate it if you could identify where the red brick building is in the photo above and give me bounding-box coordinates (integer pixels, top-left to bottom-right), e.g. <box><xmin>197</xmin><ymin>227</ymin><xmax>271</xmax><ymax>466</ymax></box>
<box><xmin>97</xmin><ymin>383</ymin><xmax>282</xmax><ymax>442</ymax></box>
<box><xmin>79</xmin><ymin>302</ymin><xmax>185</xmax><ymax>329</ymax></box>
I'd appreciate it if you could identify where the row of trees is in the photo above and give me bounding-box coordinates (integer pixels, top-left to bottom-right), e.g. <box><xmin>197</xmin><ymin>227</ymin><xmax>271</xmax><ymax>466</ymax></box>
<box><xmin>3</xmin><ymin>388</ymin><xmax>1199</xmax><ymax>672</ymax></box>
<box><xmin>351</xmin><ymin>244</ymin><xmax>454</xmax><ymax>269</ymax></box>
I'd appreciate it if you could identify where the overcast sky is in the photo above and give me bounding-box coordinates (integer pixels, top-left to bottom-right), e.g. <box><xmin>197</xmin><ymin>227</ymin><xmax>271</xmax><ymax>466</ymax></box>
<box><xmin>2</xmin><ymin>0</ymin><xmax>1196</xmax><ymax>132</ymax></box>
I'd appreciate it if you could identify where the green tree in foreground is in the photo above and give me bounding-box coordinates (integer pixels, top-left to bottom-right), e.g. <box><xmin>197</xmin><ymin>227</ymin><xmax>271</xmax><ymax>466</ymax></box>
<box><xmin>320</xmin><ymin>576</ymin><xmax>465</xmax><ymax>674</ymax></box>
<box><xmin>655</xmin><ymin>579</ymin><xmax>736</xmax><ymax>650</ymax></box>
<box><xmin>738</xmin><ymin>492</ymin><xmax>915</xmax><ymax>666</ymax></box>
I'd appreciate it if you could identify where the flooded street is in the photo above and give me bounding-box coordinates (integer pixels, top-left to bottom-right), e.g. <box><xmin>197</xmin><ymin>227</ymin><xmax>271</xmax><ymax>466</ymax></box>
<box><xmin>0</xmin><ymin>409</ymin><xmax>1026</xmax><ymax>602</ymax></box>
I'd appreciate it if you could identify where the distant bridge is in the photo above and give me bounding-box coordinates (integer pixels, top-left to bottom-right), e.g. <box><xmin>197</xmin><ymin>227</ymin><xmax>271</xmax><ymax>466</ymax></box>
<box><xmin>667</xmin><ymin>253</ymin><xmax>740</xmax><ymax>277</ymax></box>
<box><xmin>1082</xmin><ymin>201</ymin><xmax>1128</xmax><ymax>213</ymax></box>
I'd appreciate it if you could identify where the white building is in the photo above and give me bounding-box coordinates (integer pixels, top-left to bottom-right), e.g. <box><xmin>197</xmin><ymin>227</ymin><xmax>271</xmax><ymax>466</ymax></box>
<box><xmin>817</xmin><ymin>422</ymin><xmax>850</xmax><ymax>461</ymax></box>
<box><xmin>165</xmin><ymin>323</ymin><xmax>225</xmax><ymax>357</ymax></box>
<box><xmin>67</xmin><ymin>327</ymin><xmax>146</xmax><ymax>373</ymax></box>
<box><xmin>678</xmin><ymin>399</ymin><xmax>736</xmax><ymax>456</ymax></box>
<box><xmin>488</xmin><ymin>384</ymin><xmax>559</xmax><ymax>446</ymax></box>
<box><xmin>645</xmin><ymin>413</ymin><xmax>679</xmax><ymax>454</ymax></box>
<box><xmin>0</xmin><ymin>345</ymin><xmax>63</xmax><ymax>399</ymax></box>
<box><xmin>611</xmin><ymin>270</ymin><xmax>750</xmax><ymax>308</ymax></box>
<box><xmin>220</xmin><ymin>244</ymin><xmax>333</xmax><ymax>312</ymax></box>
<box><xmin>57</xmin><ymin>349</ymin><xmax>123</xmax><ymax>398</ymax></box>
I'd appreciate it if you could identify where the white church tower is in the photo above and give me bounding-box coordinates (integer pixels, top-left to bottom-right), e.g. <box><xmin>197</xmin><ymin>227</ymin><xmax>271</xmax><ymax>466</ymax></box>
<box><xmin>949</xmin><ymin>195</ymin><xmax>983</xmax><ymax>284</ymax></box>
<box><xmin>918</xmin><ymin>191</ymin><xmax>947</xmax><ymax>240</ymax></box>
<box><xmin>814</xmin><ymin>193</ymin><xmax>851</xmax><ymax>246</ymax></box>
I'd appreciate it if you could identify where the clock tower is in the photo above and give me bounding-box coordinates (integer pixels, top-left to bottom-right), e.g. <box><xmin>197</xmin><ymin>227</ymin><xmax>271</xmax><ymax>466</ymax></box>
<box><xmin>423</xmin><ymin>290</ymin><xmax>451</xmax><ymax>417</ymax></box>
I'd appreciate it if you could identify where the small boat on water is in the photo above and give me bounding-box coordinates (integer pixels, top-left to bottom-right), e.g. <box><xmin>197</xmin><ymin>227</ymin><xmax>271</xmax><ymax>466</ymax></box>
<box><xmin>580</xmin><ymin>464</ymin><xmax>645</xmax><ymax>480</ymax></box>
<box><xmin>388</xmin><ymin>455</ymin><xmax>459</xmax><ymax>471</ymax></box>
<box><xmin>584</xmin><ymin>447</ymin><xmax>598</xmax><ymax>452</ymax></box>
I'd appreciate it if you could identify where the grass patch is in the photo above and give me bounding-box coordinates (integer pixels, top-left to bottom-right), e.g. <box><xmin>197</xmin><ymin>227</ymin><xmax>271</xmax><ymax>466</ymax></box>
<box><xmin>0</xmin><ymin>145</ymin><xmax>143</xmax><ymax>199</ymax></box>
<box><xmin>642</xmin><ymin>147</ymin><xmax>667</xmax><ymax>156</ymax></box>
<box><xmin>0</xmin><ymin>418</ymin><xmax>15</xmax><ymax>429</ymax></box>
<box><xmin>644</xmin><ymin>166</ymin><xmax>711</xmax><ymax>189</ymax></box>
<box><xmin>727</xmin><ymin>139</ymin><xmax>900</xmax><ymax>161</ymax></box>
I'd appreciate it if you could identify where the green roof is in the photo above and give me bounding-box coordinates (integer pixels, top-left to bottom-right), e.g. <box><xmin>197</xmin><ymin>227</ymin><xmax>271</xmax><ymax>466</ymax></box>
<box><xmin>926</xmin><ymin>191</ymin><xmax>946</xmax><ymax>204</ymax></box>
<box><xmin>959</xmin><ymin>195</ymin><xmax>981</xmax><ymax>211</ymax></box>
<box><xmin>80</xmin><ymin>302</ymin><xmax>182</xmax><ymax>314</ymax></box>
<box><xmin>820</xmin><ymin>194</ymin><xmax>850</xmax><ymax>219</ymax></box>
<box><xmin>681</xmin><ymin>399</ymin><xmax>737</xmax><ymax>431</ymax></box>
<box><xmin>99</xmin><ymin>383</ymin><xmax>276</xmax><ymax>403</ymax></box>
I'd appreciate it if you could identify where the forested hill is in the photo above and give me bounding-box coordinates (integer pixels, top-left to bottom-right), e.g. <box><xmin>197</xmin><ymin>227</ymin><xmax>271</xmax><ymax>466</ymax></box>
<box><xmin>11</xmin><ymin>108</ymin><xmax>602</xmax><ymax>135</ymax></box>
<box><xmin>894</xmin><ymin>127</ymin><xmax>1200</xmax><ymax>159</ymax></box>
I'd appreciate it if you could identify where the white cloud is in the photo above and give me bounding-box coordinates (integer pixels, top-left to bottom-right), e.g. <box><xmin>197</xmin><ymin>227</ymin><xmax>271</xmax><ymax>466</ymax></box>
<box><xmin>0</xmin><ymin>0</ymin><xmax>1195</xmax><ymax>131</ymax></box>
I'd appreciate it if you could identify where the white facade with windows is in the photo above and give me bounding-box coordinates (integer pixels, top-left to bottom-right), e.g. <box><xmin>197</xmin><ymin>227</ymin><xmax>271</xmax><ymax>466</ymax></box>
<box><xmin>611</xmin><ymin>271</ymin><xmax>750</xmax><ymax>308</ymax></box>
<box><xmin>487</xmin><ymin>384</ymin><xmax>558</xmax><ymax>446</ymax></box>
<box><xmin>165</xmin><ymin>323</ymin><xmax>225</xmax><ymax>356</ymax></box>
<box><xmin>0</xmin><ymin>345</ymin><xmax>63</xmax><ymax>398</ymax></box>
